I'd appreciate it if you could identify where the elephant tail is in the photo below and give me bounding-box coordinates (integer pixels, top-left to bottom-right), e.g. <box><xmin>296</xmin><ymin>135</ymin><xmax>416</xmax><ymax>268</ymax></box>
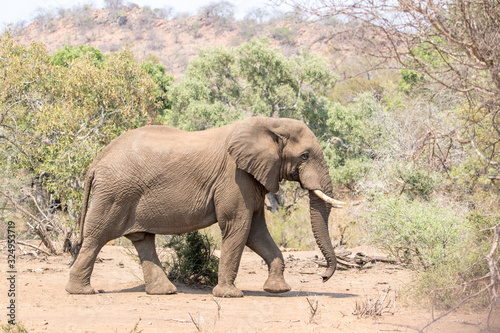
<box><xmin>71</xmin><ymin>169</ymin><xmax>94</xmax><ymax>265</ymax></box>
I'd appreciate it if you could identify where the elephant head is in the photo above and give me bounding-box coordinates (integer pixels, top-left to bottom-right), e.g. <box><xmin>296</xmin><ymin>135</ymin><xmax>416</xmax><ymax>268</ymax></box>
<box><xmin>228</xmin><ymin>117</ymin><xmax>344</xmax><ymax>282</ymax></box>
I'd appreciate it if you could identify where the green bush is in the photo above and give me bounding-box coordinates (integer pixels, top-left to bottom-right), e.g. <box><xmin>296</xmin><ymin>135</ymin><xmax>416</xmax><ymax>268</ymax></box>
<box><xmin>271</xmin><ymin>26</ymin><xmax>295</xmax><ymax>45</ymax></box>
<box><xmin>50</xmin><ymin>44</ymin><xmax>104</xmax><ymax>67</ymax></box>
<box><xmin>367</xmin><ymin>194</ymin><xmax>469</xmax><ymax>269</ymax></box>
<box><xmin>322</xmin><ymin>92</ymin><xmax>385</xmax><ymax>188</ymax></box>
<box><xmin>164</xmin><ymin>231</ymin><xmax>219</xmax><ymax>286</ymax></box>
<box><xmin>166</xmin><ymin>39</ymin><xmax>337</xmax><ymax>130</ymax></box>
<box><xmin>410</xmin><ymin>210</ymin><xmax>497</xmax><ymax>309</ymax></box>
<box><xmin>396</xmin><ymin>166</ymin><xmax>438</xmax><ymax>200</ymax></box>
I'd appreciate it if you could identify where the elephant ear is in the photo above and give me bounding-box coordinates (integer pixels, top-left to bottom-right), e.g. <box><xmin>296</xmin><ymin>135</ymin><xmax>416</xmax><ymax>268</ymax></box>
<box><xmin>228</xmin><ymin>117</ymin><xmax>284</xmax><ymax>193</ymax></box>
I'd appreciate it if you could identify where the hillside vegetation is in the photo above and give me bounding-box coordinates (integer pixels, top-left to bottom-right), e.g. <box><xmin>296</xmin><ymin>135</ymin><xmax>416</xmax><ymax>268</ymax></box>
<box><xmin>12</xmin><ymin>2</ymin><xmax>343</xmax><ymax>78</ymax></box>
<box><xmin>1</xmin><ymin>0</ymin><xmax>499</xmax><ymax>316</ymax></box>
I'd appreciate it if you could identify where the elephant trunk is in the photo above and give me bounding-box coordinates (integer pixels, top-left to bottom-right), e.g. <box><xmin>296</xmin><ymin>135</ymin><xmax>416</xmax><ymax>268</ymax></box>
<box><xmin>308</xmin><ymin>171</ymin><xmax>337</xmax><ymax>282</ymax></box>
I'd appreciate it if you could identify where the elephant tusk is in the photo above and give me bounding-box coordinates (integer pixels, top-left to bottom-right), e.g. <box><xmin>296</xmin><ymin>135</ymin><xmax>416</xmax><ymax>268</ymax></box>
<box><xmin>313</xmin><ymin>190</ymin><xmax>346</xmax><ymax>208</ymax></box>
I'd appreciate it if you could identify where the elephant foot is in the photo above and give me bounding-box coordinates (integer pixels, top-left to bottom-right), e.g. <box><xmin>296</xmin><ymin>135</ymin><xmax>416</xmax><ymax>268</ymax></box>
<box><xmin>65</xmin><ymin>279</ymin><xmax>97</xmax><ymax>295</ymax></box>
<box><xmin>263</xmin><ymin>277</ymin><xmax>291</xmax><ymax>294</ymax></box>
<box><xmin>141</xmin><ymin>260</ymin><xmax>177</xmax><ymax>295</ymax></box>
<box><xmin>145</xmin><ymin>280</ymin><xmax>177</xmax><ymax>295</ymax></box>
<box><xmin>213</xmin><ymin>284</ymin><xmax>244</xmax><ymax>298</ymax></box>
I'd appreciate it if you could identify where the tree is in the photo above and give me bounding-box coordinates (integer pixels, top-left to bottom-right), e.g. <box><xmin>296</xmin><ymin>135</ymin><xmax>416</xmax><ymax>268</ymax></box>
<box><xmin>198</xmin><ymin>1</ymin><xmax>236</xmax><ymax>28</ymax></box>
<box><xmin>103</xmin><ymin>0</ymin><xmax>124</xmax><ymax>10</ymax></box>
<box><xmin>140</xmin><ymin>55</ymin><xmax>174</xmax><ymax>114</ymax></box>
<box><xmin>0</xmin><ymin>34</ymin><xmax>164</xmax><ymax>249</ymax></box>
<box><xmin>50</xmin><ymin>44</ymin><xmax>104</xmax><ymax>67</ymax></box>
<box><xmin>166</xmin><ymin>38</ymin><xmax>337</xmax><ymax>132</ymax></box>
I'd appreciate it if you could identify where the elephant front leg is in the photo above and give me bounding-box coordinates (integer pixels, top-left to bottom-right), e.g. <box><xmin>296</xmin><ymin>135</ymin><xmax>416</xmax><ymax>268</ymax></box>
<box><xmin>213</xmin><ymin>220</ymin><xmax>251</xmax><ymax>298</ymax></box>
<box><xmin>128</xmin><ymin>232</ymin><xmax>177</xmax><ymax>295</ymax></box>
<box><xmin>246</xmin><ymin>210</ymin><xmax>291</xmax><ymax>294</ymax></box>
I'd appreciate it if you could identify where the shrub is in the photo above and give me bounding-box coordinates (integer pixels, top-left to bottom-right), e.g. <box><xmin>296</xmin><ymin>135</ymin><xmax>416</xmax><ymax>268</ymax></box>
<box><xmin>322</xmin><ymin>93</ymin><xmax>385</xmax><ymax>189</ymax></box>
<box><xmin>271</xmin><ymin>26</ymin><xmax>295</xmax><ymax>45</ymax></box>
<box><xmin>396</xmin><ymin>166</ymin><xmax>438</xmax><ymax>201</ymax></box>
<box><xmin>367</xmin><ymin>194</ymin><xmax>469</xmax><ymax>270</ymax></box>
<box><xmin>0</xmin><ymin>35</ymin><xmax>164</xmax><ymax>250</ymax></box>
<box><xmin>50</xmin><ymin>44</ymin><xmax>104</xmax><ymax>67</ymax></box>
<box><xmin>409</xmin><ymin>209</ymin><xmax>498</xmax><ymax>309</ymax></box>
<box><xmin>164</xmin><ymin>231</ymin><xmax>219</xmax><ymax>286</ymax></box>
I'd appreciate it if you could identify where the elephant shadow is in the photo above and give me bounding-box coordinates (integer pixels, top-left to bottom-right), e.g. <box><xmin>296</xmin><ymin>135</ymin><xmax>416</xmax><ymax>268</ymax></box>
<box><xmin>105</xmin><ymin>284</ymin><xmax>212</xmax><ymax>295</ymax></box>
<box><xmin>105</xmin><ymin>284</ymin><xmax>357</xmax><ymax>299</ymax></box>
<box><xmin>241</xmin><ymin>290</ymin><xmax>357</xmax><ymax>298</ymax></box>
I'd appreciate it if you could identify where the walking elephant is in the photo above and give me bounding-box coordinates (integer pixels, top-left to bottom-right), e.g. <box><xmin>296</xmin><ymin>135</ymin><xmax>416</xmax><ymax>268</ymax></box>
<box><xmin>66</xmin><ymin>116</ymin><xmax>344</xmax><ymax>297</ymax></box>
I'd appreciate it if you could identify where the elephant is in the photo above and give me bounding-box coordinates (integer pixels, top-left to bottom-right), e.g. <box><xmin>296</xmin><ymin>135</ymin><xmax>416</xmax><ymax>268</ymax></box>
<box><xmin>65</xmin><ymin>116</ymin><xmax>345</xmax><ymax>297</ymax></box>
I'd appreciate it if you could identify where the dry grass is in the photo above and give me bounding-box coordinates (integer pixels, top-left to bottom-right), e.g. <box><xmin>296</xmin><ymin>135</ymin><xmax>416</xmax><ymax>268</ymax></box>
<box><xmin>352</xmin><ymin>287</ymin><xmax>396</xmax><ymax>318</ymax></box>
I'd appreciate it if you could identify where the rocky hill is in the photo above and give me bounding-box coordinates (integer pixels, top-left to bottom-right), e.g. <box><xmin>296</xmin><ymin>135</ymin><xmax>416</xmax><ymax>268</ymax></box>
<box><xmin>15</xmin><ymin>5</ymin><xmax>350</xmax><ymax>78</ymax></box>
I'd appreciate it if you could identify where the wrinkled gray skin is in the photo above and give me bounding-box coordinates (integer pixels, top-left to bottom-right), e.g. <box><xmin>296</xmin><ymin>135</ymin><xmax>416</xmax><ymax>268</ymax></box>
<box><xmin>66</xmin><ymin>117</ymin><xmax>338</xmax><ymax>297</ymax></box>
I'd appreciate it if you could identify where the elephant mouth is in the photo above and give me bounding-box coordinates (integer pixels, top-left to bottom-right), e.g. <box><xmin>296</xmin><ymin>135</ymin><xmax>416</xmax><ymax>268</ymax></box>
<box><xmin>290</xmin><ymin>166</ymin><xmax>300</xmax><ymax>182</ymax></box>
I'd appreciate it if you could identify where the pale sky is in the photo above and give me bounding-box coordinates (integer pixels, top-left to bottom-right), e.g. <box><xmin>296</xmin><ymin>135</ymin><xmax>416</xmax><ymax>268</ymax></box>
<box><xmin>0</xmin><ymin>0</ymin><xmax>281</xmax><ymax>29</ymax></box>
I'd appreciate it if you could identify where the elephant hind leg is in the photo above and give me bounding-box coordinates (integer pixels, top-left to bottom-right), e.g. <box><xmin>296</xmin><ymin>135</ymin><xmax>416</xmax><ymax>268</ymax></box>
<box><xmin>66</xmin><ymin>198</ymin><xmax>136</xmax><ymax>294</ymax></box>
<box><xmin>127</xmin><ymin>232</ymin><xmax>177</xmax><ymax>295</ymax></box>
<box><xmin>66</xmin><ymin>236</ymin><xmax>107</xmax><ymax>294</ymax></box>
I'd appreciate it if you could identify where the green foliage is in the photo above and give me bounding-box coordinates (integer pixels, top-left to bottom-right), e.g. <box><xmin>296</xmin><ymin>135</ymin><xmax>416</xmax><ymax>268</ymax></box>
<box><xmin>271</xmin><ymin>26</ymin><xmax>295</xmax><ymax>45</ymax></box>
<box><xmin>367</xmin><ymin>194</ymin><xmax>469</xmax><ymax>270</ymax></box>
<box><xmin>396</xmin><ymin>166</ymin><xmax>438</xmax><ymax>201</ymax></box>
<box><xmin>0</xmin><ymin>32</ymin><xmax>163</xmax><ymax>222</ymax></box>
<box><xmin>398</xmin><ymin>69</ymin><xmax>426</xmax><ymax>95</ymax></box>
<box><xmin>164</xmin><ymin>231</ymin><xmax>219</xmax><ymax>286</ymax></box>
<box><xmin>140</xmin><ymin>55</ymin><xmax>174</xmax><ymax>113</ymax></box>
<box><xmin>50</xmin><ymin>44</ymin><xmax>104</xmax><ymax>67</ymax></box>
<box><xmin>409</xmin><ymin>209</ymin><xmax>498</xmax><ymax>309</ymax></box>
<box><xmin>330</xmin><ymin>76</ymin><xmax>386</xmax><ymax>104</ymax></box>
<box><xmin>398</xmin><ymin>40</ymin><xmax>447</xmax><ymax>95</ymax></box>
<box><xmin>166</xmin><ymin>38</ymin><xmax>337</xmax><ymax>131</ymax></box>
<box><xmin>322</xmin><ymin>93</ymin><xmax>384</xmax><ymax>187</ymax></box>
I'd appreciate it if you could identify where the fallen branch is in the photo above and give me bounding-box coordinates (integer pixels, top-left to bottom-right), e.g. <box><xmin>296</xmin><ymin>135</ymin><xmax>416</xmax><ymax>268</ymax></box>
<box><xmin>313</xmin><ymin>252</ymin><xmax>399</xmax><ymax>269</ymax></box>
<box><xmin>164</xmin><ymin>319</ymin><xmax>189</xmax><ymax>323</ymax></box>
<box><xmin>16</xmin><ymin>240</ymin><xmax>52</xmax><ymax>256</ymax></box>
<box><xmin>188</xmin><ymin>312</ymin><xmax>202</xmax><ymax>332</ymax></box>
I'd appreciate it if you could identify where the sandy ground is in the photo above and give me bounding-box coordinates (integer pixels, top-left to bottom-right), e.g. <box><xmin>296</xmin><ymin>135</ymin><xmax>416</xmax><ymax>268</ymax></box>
<box><xmin>2</xmin><ymin>244</ymin><xmax>498</xmax><ymax>333</ymax></box>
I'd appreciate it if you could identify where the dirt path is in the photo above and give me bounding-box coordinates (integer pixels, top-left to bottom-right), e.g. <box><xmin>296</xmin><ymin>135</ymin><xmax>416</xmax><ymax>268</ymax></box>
<box><xmin>2</xmin><ymin>245</ymin><xmax>496</xmax><ymax>332</ymax></box>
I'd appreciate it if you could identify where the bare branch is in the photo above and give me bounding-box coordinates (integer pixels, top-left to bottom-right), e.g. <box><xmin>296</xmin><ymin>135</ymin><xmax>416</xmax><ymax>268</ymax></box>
<box><xmin>0</xmin><ymin>190</ymin><xmax>58</xmax><ymax>255</ymax></box>
<box><xmin>16</xmin><ymin>240</ymin><xmax>52</xmax><ymax>256</ymax></box>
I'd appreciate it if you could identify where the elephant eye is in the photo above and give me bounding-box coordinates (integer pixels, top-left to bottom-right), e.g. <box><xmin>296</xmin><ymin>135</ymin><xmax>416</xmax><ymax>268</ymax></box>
<box><xmin>301</xmin><ymin>153</ymin><xmax>309</xmax><ymax>161</ymax></box>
